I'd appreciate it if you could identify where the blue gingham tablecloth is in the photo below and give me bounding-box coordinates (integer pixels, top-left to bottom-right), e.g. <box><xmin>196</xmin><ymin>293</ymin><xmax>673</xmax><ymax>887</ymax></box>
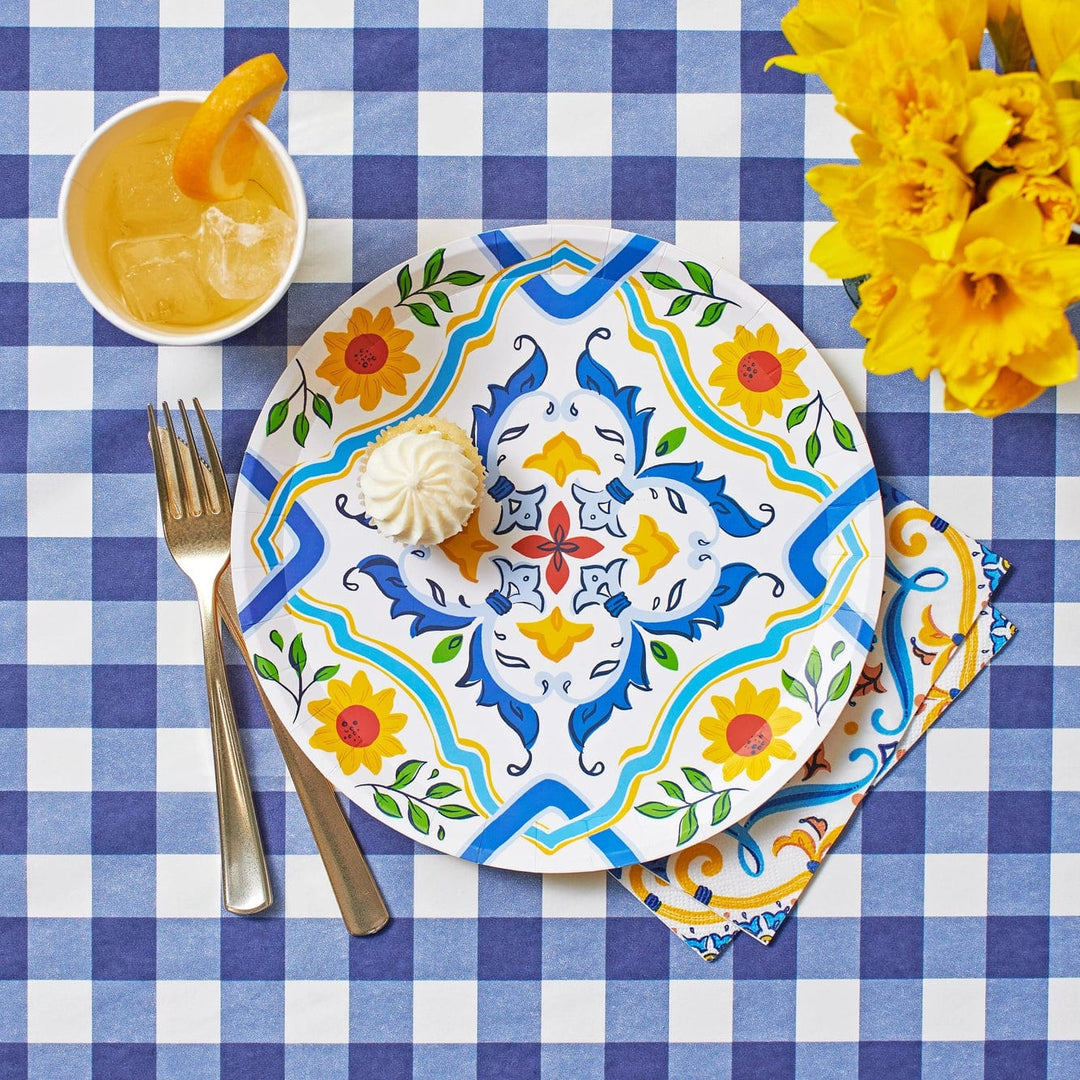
<box><xmin>1</xmin><ymin>2</ymin><xmax>1077</xmax><ymax>1078</ymax></box>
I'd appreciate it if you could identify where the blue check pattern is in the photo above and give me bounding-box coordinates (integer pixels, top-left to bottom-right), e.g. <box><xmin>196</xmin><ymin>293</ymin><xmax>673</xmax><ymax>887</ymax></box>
<box><xmin>0</xmin><ymin>2</ymin><xmax>1077</xmax><ymax>1078</ymax></box>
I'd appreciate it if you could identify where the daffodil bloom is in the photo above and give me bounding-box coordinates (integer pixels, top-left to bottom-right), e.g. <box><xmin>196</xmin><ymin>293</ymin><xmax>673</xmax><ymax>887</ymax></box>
<box><xmin>708</xmin><ymin>323</ymin><xmax>809</xmax><ymax>426</ymax></box>
<box><xmin>850</xmin><ymin>271</ymin><xmax>900</xmax><ymax>338</ymax></box>
<box><xmin>988</xmin><ymin>169</ymin><xmax>1080</xmax><ymax>243</ymax></box>
<box><xmin>872</xmin><ymin>147</ymin><xmax>973</xmax><ymax>259</ymax></box>
<box><xmin>769</xmin><ymin>0</ymin><xmax>895</xmax><ymax>75</ymax></box>
<box><xmin>806</xmin><ymin>161</ymin><xmax>880</xmax><ymax>277</ymax></box>
<box><xmin>968</xmin><ymin>70</ymin><xmax>1068</xmax><ymax>174</ymax></box>
<box><xmin>699</xmin><ymin>678</ymin><xmax>801</xmax><ymax>784</ymax></box>
<box><xmin>864</xmin><ymin>197</ymin><xmax>1080</xmax><ymax>415</ymax></box>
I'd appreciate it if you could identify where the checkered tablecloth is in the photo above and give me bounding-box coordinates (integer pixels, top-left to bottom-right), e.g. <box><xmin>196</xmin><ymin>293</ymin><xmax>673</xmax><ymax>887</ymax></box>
<box><xmin>1</xmin><ymin>1</ymin><xmax>1077</xmax><ymax>1077</ymax></box>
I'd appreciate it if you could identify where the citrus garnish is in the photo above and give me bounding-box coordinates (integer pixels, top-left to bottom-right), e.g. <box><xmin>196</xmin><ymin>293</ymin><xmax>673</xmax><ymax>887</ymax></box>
<box><xmin>173</xmin><ymin>53</ymin><xmax>288</xmax><ymax>203</ymax></box>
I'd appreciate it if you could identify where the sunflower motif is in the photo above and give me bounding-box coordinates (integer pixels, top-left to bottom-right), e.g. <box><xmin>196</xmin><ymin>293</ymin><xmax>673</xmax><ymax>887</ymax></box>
<box><xmin>317</xmin><ymin>306</ymin><xmax>420</xmax><ymax>411</ymax></box>
<box><xmin>708</xmin><ymin>323</ymin><xmax>809</xmax><ymax>425</ymax></box>
<box><xmin>699</xmin><ymin>677</ymin><xmax>801</xmax><ymax>783</ymax></box>
<box><xmin>308</xmin><ymin>669</ymin><xmax>407</xmax><ymax>776</ymax></box>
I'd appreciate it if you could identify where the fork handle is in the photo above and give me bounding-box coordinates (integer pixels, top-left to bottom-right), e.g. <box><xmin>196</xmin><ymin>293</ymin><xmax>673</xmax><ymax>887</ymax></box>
<box><xmin>198</xmin><ymin>586</ymin><xmax>274</xmax><ymax>915</ymax></box>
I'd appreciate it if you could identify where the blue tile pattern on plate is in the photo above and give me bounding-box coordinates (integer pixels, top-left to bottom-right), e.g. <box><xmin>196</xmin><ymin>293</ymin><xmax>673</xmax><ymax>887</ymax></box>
<box><xmin>2</xmin><ymin>3</ymin><xmax>1075</xmax><ymax>1075</ymax></box>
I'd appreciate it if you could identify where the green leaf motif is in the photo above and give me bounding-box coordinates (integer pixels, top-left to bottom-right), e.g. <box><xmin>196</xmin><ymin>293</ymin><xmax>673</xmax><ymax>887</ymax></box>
<box><xmin>781</xmin><ymin>669</ymin><xmax>810</xmax><ymax>702</ymax></box>
<box><xmin>659</xmin><ymin>780</ymin><xmax>686</xmax><ymax>802</ymax></box>
<box><xmin>289</xmin><ymin>634</ymin><xmax>307</xmax><ymax>675</ymax></box>
<box><xmin>831</xmin><ymin>641</ymin><xmax>846</xmax><ymax>660</ymax></box>
<box><xmin>677</xmin><ymin>805</ymin><xmax>699</xmax><ymax>846</ymax></box>
<box><xmin>806</xmin><ymin>429</ymin><xmax>821</xmax><ymax>466</ymax></box>
<box><xmin>696</xmin><ymin>301</ymin><xmax>725</xmax><ymax>327</ymax></box>
<box><xmin>427</xmin><ymin>290</ymin><xmax>452</xmax><ymax>313</ymax></box>
<box><xmin>437</xmin><ymin>826</ymin><xmax>446</xmax><ymax>841</ymax></box>
<box><xmin>833</xmin><ymin>419</ymin><xmax>856</xmax><ymax>451</ymax></box>
<box><xmin>442</xmin><ymin>270</ymin><xmax>483</xmax><ymax>286</ymax></box>
<box><xmin>650</xmin><ymin>640</ymin><xmax>679</xmax><ymax>671</ymax></box>
<box><xmin>682</xmin><ymin>766</ymin><xmax>714</xmax><ymax>794</ymax></box>
<box><xmin>408</xmin><ymin>302</ymin><xmax>438</xmax><ymax>327</ymax></box>
<box><xmin>312</xmin><ymin>393</ymin><xmax>333</xmax><ymax>428</ymax></box>
<box><xmin>827</xmin><ymin>662</ymin><xmax>853</xmax><ymax>703</ymax></box>
<box><xmin>425</xmin><ymin>783</ymin><xmax>460</xmax><ymax>799</ymax></box>
<box><xmin>373</xmin><ymin>790</ymin><xmax>402</xmax><ymax>818</ymax></box>
<box><xmin>391</xmin><ymin>760</ymin><xmax>424</xmax><ymax>790</ymax></box>
<box><xmin>266</xmin><ymin>399</ymin><xmax>289</xmax><ymax>435</ymax></box>
<box><xmin>269</xmin><ymin>630</ymin><xmax>284</xmax><ymax>651</ymax></box>
<box><xmin>396</xmin><ymin>264</ymin><xmax>411</xmax><ymax>303</ymax></box>
<box><xmin>432</xmin><ymin>633</ymin><xmax>464</xmax><ymax>664</ymax></box>
<box><xmin>786</xmin><ymin>402</ymin><xmax>810</xmax><ymax>430</ymax></box>
<box><xmin>253</xmin><ymin>654</ymin><xmax>279</xmax><ymax>682</ymax></box>
<box><xmin>655</xmin><ymin>426</ymin><xmax>686</xmax><ymax>457</ymax></box>
<box><xmin>711</xmin><ymin>789</ymin><xmax>733</xmax><ymax>827</ymax></box>
<box><xmin>407</xmin><ymin>800</ymin><xmax>430</xmax><ymax>835</ymax></box>
<box><xmin>683</xmin><ymin>260</ymin><xmax>714</xmax><ymax>294</ymax></box>
<box><xmin>806</xmin><ymin>647</ymin><xmax>822</xmax><ymax>688</ymax></box>
<box><xmin>293</xmin><ymin>412</ymin><xmax>310</xmax><ymax>448</ymax></box>
<box><xmin>423</xmin><ymin>248</ymin><xmax>445</xmax><ymax>288</ymax></box>
<box><xmin>666</xmin><ymin>293</ymin><xmax>693</xmax><ymax>317</ymax></box>
<box><xmin>642</xmin><ymin>270</ymin><xmax>683</xmax><ymax>290</ymax></box>
<box><xmin>437</xmin><ymin>804</ymin><xmax>478</xmax><ymax>819</ymax></box>
<box><xmin>634</xmin><ymin>801</ymin><xmax>680</xmax><ymax>819</ymax></box>
<box><xmin>313</xmin><ymin>664</ymin><xmax>339</xmax><ymax>682</ymax></box>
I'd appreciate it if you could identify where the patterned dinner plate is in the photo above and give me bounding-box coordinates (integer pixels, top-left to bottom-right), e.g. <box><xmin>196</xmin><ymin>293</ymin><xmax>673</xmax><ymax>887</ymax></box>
<box><xmin>231</xmin><ymin>225</ymin><xmax>884</xmax><ymax>873</ymax></box>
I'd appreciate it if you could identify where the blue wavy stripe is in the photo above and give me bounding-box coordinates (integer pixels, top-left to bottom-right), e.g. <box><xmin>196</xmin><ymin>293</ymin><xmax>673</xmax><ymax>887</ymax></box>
<box><xmin>238</xmin><ymin>452</ymin><xmax>325</xmax><ymax>632</ymax></box>
<box><xmin>787</xmin><ymin>464</ymin><xmax>881</xmax><ymax>650</ymax></box>
<box><xmin>289</xmin><ymin>594</ymin><xmax>499</xmax><ymax>816</ymax></box>
<box><xmin>480</xmin><ymin>230</ymin><xmax>660</xmax><ymax>317</ymax></box>
<box><xmin>460</xmin><ymin>777</ymin><xmax>638</xmax><ymax>865</ymax></box>
<box><xmin>616</xmin><ymin>281</ymin><xmax>833</xmax><ymax>499</ymax></box>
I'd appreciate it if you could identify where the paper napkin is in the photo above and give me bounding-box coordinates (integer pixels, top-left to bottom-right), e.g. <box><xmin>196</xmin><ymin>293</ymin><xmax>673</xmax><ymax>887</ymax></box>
<box><xmin>613</xmin><ymin>486</ymin><xmax>1016</xmax><ymax>960</ymax></box>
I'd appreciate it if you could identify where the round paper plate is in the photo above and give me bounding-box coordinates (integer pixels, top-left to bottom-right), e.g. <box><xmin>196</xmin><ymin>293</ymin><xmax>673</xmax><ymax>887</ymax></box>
<box><xmin>231</xmin><ymin>225</ymin><xmax>884</xmax><ymax>873</ymax></box>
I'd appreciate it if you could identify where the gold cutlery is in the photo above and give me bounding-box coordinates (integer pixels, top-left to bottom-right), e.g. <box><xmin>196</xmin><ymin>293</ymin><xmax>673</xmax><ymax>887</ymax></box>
<box><xmin>148</xmin><ymin>400</ymin><xmax>273</xmax><ymax>915</ymax></box>
<box><xmin>217</xmin><ymin>568</ymin><xmax>390</xmax><ymax>936</ymax></box>
<box><xmin>151</xmin><ymin>402</ymin><xmax>389</xmax><ymax>935</ymax></box>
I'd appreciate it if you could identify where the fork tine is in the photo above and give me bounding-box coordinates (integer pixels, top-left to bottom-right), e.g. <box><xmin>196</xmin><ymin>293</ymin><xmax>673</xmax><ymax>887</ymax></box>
<box><xmin>162</xmin><ymin>402</ymin><xmax>196</xmax><ymax>515</ymax></box>
<box><xmin>147</xmin><ymin>405</ymin><xmax>177</xmax><ymax>519</ymax></box>
<box><xmin>179</xmin><ymin>400</ymin><xmax>213</xmax><ymax>514</ymax></box>
<box><xmin>194</xmin><ymin>397</ymin><xmax>231</xmax><ymax>513</ymax></box>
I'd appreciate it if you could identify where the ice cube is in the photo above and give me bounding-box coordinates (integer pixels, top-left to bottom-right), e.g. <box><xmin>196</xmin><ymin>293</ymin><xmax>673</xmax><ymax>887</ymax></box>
<box><xmin>109</xmin><ymin>234</ymin><xmax>217</xmax><ymax>326</ymax></box>
<box><xmin>196</xmin><ymin>198</ymin><xmax>297</xmax><ymax>301</ymax></box>
<box><xmin>110</xmin><ymin>136</ymin><xmax>204</xmax><ymax>238</ymax></box>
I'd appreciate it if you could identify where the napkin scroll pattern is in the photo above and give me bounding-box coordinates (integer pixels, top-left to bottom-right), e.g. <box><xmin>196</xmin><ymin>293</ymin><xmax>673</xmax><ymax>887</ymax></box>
<box><xmin>615</xmin><ymin>486</ymin><xmax>1015</xmax><ymax>959</ymax></box>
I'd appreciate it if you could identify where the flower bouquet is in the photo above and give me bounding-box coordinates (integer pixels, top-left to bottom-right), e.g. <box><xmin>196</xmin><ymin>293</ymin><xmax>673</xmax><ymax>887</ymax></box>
<box><xmin>774</xmin><ymin>0</ymin><xmax>1080</xmax><ymax>415</ymax></box>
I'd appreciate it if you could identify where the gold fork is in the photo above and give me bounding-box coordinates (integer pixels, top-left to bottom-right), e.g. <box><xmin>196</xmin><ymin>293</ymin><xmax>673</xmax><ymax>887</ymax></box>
<box><xmin>148</xmin><ymin>400</ymin><xmax>272</xmax><ymax>915</ymax></box>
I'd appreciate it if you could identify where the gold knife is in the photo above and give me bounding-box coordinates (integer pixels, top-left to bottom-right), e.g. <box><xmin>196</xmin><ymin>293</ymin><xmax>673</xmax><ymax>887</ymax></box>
<box><xmin>217</xmin><ymin>564</ymin><xmax>390</xmax><ymax>936</ymax></box>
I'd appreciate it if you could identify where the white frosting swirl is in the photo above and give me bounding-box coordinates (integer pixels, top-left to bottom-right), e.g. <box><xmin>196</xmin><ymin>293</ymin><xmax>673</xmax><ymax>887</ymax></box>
<box><xmin>360</xmin><ymin>430</ymin><xmax>479</xmax><ymax>545</ymax></box>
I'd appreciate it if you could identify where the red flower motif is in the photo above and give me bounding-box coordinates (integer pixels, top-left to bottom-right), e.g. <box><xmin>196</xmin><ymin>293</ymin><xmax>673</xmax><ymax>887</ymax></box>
<box><xmin>511</xmin><ymin>501</ymin><xmax>604</xmax><ymax>593</ymax></box>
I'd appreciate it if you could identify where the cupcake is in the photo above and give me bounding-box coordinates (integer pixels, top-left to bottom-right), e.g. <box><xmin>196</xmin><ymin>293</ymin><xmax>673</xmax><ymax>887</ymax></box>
<box><xmin>358</xmin><ymin>416</ymin><xmax>485</xmax><ymax>546</ymax></box>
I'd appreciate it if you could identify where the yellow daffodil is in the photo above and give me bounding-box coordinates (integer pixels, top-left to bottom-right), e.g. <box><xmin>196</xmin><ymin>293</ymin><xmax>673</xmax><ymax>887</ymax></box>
<box><xmin>865</xmin><ymin>197</ymin><xmax>1080</xmax><ymax>415</ymax></box>
<box><xmin>806</xmin><ymin>162</ymin><xmax>880</xmax><ymax>278</ymax></box>
<box><xmin>968</xmin><ymin>70</ymin><xmax>1068</xmax><ymax>174</ymax></box>
<box><xmin>988</xmin><ymin>169</ymin><xmax>1080</xmax><ymax>243</ymax></box>
<box><xmin>699</xmin><ymin>678</ymin><xmax>802</xmax><ymax>784</ymax></box>
<box><xmin>708</xmin><ymin>323</ymin><xmax>809</xmax><ymax>425</ymax></box>
<box><xmin>769</xmin><ymin>0</ymin><xmax>893</xmax><ymax>75</ymax></box>
<box><xmin>850</xmin><ymin>271</ymin><xmax>900</xmax><ymax>339</ymax></box>
<box><xmin>308</xmin><ymin>669</ymin><xmax>407</xmax><ymax>776</ymax></box>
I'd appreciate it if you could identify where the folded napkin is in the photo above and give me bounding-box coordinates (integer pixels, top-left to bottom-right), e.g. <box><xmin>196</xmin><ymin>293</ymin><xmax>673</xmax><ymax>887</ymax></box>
<box><xmin>613</xmin><ymin>486</ymin><xmax>1015</xmax><ymax>960</ymax></box>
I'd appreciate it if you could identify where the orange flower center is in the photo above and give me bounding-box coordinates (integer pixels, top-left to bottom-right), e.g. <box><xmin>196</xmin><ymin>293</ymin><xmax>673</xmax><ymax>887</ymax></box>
<box><xmin>336</xmin><ymin>704</ymin><xmax>380</xmax><ymax>748</ymax></box>
<box><xmin>726</xmin><ymin>712</ymin><xmax>772</xmax><ymax>757</ymax></box>
<box><xmin>345</xmin><ymin>333</ymin><xmax>389</xmax><ymax>375</ymax></box>
<box><xmin>737</xmin><ymin>350</ymin><xmax>782</xmax><ymax>392</ymax></box>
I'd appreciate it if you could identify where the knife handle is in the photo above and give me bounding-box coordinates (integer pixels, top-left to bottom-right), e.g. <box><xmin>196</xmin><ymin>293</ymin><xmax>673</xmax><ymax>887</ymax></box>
<box><xmin>217</xmin><ymin>569</ymin><xmax>390</xmax><ymax>936</ymax></box>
